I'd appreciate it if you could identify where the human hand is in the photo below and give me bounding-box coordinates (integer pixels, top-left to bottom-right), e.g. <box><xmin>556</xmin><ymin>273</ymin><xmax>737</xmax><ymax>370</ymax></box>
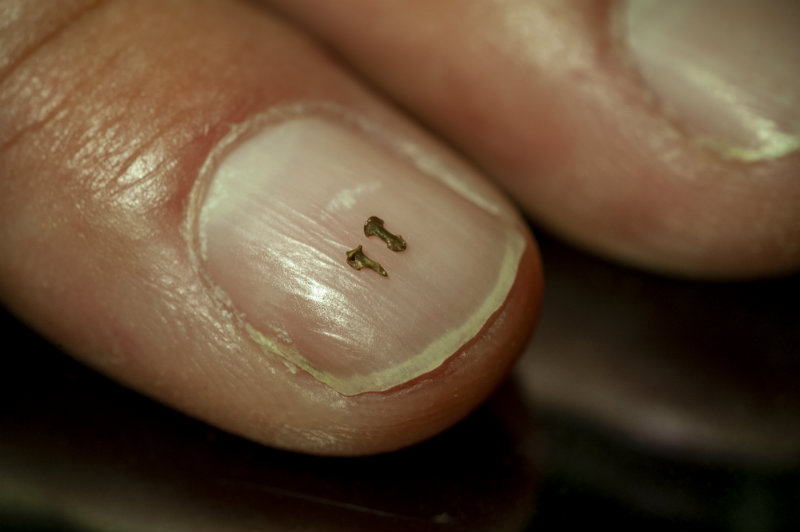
<box><xmin>1</xmin><ymin>0</ymin><xmax>797</xmax><ymax>455</ymax></box>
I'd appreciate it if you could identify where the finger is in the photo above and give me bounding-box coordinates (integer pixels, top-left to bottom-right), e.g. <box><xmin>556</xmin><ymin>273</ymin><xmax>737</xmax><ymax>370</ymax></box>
<box><xmin>266</xmin><ymin>0</ymin><xmax>800</xmax><ymax>278</ymax></box>
<box><xmin>0</xmin><ymin>0</ymin><xmax>541</xmax><ymax>455</ymax></box>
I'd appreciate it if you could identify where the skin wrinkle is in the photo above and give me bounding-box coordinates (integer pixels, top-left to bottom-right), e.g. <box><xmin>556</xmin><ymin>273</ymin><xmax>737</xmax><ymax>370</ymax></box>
<box><xmin>30</xmin><ymin>41</ymin><xmax>223</xmax><ymax>225</ymax></box>
<box><xmin>0</xmin><ymin>0</ymin><xmax>108</xmax><ymax>83</ymax></box>
<box><xmin>95</xmin><ymin>47</ymin><xmax>237</xmax><ymax>197</ymax></box>
<box><xmin>0</xmin><ymin>3</ymin><xmax>243</xmax><ymax>219</ymax></box>
<box><xmin>0</xmin><ymin>35</ymin><xmax>128</xmax><ymax>150</ymax></box>
<box><xmin>71</xmin><ymin>67</ymin><xmax>168</xmax><ymax>189</ymax></box>
<box><xmin>102</xmin><ymin>112</ymin><xmax>196</xmax><ymax>203</ymax></box>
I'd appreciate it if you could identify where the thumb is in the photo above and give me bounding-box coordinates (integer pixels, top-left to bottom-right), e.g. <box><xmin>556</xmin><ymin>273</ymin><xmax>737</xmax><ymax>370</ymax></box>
<box><xmin>0</xmin><ymin>0</ymin><xmax>541</xmax><ymax>454</ymax></box>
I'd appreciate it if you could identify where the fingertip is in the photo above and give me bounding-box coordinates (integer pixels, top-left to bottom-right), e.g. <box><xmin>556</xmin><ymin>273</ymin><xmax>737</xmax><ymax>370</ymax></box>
<box><xmin>184</xmin><ymin>103</ymin><xmax>543</xmax><ymax>454</ymax></box>
<box><xmin>267</xmin><ymin>0</ymin><xmax>800</xmax><ymax>278</ymax></box>
<box><xmin>0</xmin><ymin>0</ymin><xmax>543</xmax><ymax>455</ymax></box>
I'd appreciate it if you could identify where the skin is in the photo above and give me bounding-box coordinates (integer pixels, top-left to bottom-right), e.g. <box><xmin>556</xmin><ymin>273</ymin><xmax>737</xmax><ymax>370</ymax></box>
<box><xmin>268</xmin><ymin>0</ymin><xmax>800</xmax><ymax>278</ymax></box>
<box><xmin>0</xmin><ymin>0</ymin><xmax>540</xmax><ymax>455</ymax></box>
<box><xmin>0</xmin><ymin>0</ymin><xmax>797</xmax><ymax>455</ymax></box>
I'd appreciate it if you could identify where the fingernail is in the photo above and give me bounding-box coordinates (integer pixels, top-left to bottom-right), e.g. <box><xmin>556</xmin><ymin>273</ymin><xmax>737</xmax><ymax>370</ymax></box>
<box><xmin>623</xmin><ymin>0</ymin><xmax>800</xmax><ymax>161</ymax></box>
<box><xmin>186</xmin><ymin>103</ymin><xmax>526</xmax><ymax>396</ymax></box>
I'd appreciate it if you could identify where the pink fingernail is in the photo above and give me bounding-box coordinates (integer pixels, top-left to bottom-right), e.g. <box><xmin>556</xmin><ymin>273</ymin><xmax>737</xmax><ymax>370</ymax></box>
<box><xmin>186</xmin><ymin>103</ymin><xmax>526</xmax><ymax>395</ymax></box>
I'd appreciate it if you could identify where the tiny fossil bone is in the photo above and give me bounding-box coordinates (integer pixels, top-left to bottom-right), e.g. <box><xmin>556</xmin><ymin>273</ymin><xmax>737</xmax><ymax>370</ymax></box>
<box><xmin>346</xmin><ymin>245</ymin><xmax>387</xmax><ymax>276</ymax></box>
<box><xmin>364</xmin><ymin>216</ymin><xmax>407</xmax><ymax>251</ymax></box>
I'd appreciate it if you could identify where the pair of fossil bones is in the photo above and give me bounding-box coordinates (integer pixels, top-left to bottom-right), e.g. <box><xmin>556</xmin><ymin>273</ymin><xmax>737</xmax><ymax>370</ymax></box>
<box><xmin>346</xmin><ymin>216</ymin><xmax>406</xmax><ymax>277</ymax></box>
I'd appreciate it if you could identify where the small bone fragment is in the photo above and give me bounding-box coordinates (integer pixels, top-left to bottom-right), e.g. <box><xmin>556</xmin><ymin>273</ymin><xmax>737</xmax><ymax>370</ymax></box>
<box><xmin>346</xmin><ymin>245</ymin><xmax>387</xmax><ymax>276</ymax></box>
<box><xmin>364</xmin><ymin>216</ymin><xmax>407</xmax><ymax>251</ymax></box>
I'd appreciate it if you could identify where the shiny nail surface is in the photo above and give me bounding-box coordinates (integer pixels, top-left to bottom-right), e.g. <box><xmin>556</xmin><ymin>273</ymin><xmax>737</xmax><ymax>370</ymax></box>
<box><xmin>187</xmin><ymin>103</ymin><xmax>526</xmax><ymax>395</ymax></box>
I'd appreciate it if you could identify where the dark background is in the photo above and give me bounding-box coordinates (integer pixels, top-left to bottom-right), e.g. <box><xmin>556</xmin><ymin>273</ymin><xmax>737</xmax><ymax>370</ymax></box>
<box><xmin>2</xmin><ymin>231</ymin><xmax>799</xmax><ymax>530</ymax></box>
